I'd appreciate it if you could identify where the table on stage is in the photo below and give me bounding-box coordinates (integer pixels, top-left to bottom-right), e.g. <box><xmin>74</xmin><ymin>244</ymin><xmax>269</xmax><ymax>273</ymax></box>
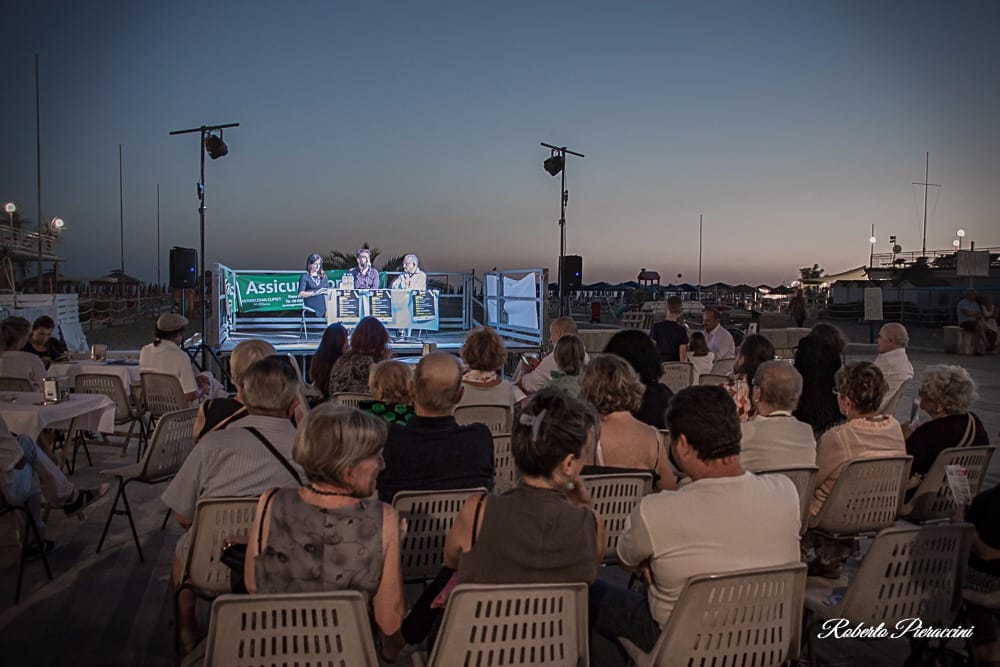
<box><xmin>0</xmin><ymin>392</ymin><xmax>116</xmax><ymax>467</ymax></box>
<box><xmin>47</xmin><ymin>359</ymin><xmax>141</xmax><ymax>391</ymax></box>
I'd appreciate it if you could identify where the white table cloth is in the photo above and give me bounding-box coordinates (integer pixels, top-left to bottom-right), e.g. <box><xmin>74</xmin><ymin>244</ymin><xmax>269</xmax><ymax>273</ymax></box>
<box><xmin>47</xmin><ymin>360</ymin><xmax>141</xmax><ymax>390</ymax></box>
<box><xmin>0</xmin><ymin>392</ymin><xmax>116</xmax><ymax>440</ymax></box>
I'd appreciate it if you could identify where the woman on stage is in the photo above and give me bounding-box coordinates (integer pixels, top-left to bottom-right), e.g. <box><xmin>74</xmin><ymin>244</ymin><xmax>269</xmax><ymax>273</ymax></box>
<box><xmin>298</xmin><ymin>253</ymin><xmax>330</xmax><ymax>318</ymax></box>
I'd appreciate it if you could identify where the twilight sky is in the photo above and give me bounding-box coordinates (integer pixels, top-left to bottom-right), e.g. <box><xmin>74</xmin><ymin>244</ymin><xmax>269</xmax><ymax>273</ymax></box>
<box><xmin>2</xmin><ymin>1</ymin><xmax>998</xmax><ymax>287</ymax></box>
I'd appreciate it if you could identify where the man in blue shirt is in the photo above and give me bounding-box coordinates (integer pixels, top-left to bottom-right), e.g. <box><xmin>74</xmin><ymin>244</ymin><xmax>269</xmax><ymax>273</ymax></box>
<box><xmin>349</xmin><ymin>248</ymin><xmax>380</xmax><ymax>289</ymax></box>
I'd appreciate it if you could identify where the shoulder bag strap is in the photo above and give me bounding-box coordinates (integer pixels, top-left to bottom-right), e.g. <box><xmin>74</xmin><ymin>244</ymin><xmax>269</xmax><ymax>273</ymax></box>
<box><xmin>958</xmin><ymin>414</ymin><xmax>976</xmax><ymax>449</ymax></box>
<box><xmin>471</xmin><ymin>493</ymin><xmax>488</xmax><ymax>548</ymax></box>
<box><xmin>256</xmin><ymin>488</ymin><xmax>280</xmax><ymax>551</ymax></box>
<box><xmin>244</xmin><ymin>426</ymin><xmax>302</xmax><ymax>486</ymax></box>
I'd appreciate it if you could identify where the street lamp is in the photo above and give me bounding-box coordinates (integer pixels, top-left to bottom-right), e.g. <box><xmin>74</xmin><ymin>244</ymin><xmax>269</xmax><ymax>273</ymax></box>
<box><xmin>4</xmin><ymin>202</ymin><xmax>14</xmax><ymax>227</ymax></box>
<box><xmin>49</xmin><ymin>217</ymin><xmax>64</xmax><ymax>233</ymax></box>
<box><xmin>956</xmin><ymin>229</ymin><xmax>966</xmax><ymax>250</ymax></box>
<box><xmin>868</xmin><ymin>225</ymin><xmax>877</xmax><ymax>267</ymax></box>
<box><xmin>952</xmin><ymin>239</ymin><xmax>960</xmax><ymax>249</ymax></box>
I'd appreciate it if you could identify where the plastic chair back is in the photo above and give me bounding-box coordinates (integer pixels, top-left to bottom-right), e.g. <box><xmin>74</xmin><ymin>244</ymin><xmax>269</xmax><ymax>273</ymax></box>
<box><xmin>138</xmin><ymin>408</ymin><xmax>198</xmax><ymax>482</ymax></box>
<box><xmin>637</xmin><ymin>563</ymin><xmax>806</xmax><ymax>667</ymax></box>
<box><xmin>204</xmin><ymin>591</ymin><xmax>379</xmax><ymax>667</ymax></box>
<box><xmin>698</xmin><ymin>373</ymin><xmax>729</xmax><ymax>386</ymax></box>
<box><xmin>901</xmin><ymin>446</ymin><xmax>995</xmax><ymax>523</ymax></box>
<box><xmin>710</xmin><ymin>357</ymin><xmax>736</xmax><ymax>375</ymax></box>
<box><xmin>879</xmin><ymin>378</ymin><xmax>911</xmax><ymax>416</ymax></box>
<box><xmin>812</xmin><ymin>456</ymin><xmax>911</xmax><ymax>536</ymax></box>
<box><xmin>426</xmin><ymin>582</ymin><xmax>589</xmax><ymax>667</ymax></box>
<box><xmin>140</xmin><ymin>372</ymin><xmax>188</xmax><ymax>419</ymax></box>
<box><xmin>331</xmin><ymin>391</ymin><xmax>374</xmax><ymax>408</ymax></box>
<box><xmin>75</xmin><ymin>373</ymin><xmax>137</xmax><ymax>423</ymax></box>
<box><xmin>582</xmin><ymin>472</ymin><xmax>653</xmax><ymax>564</ymax></box>
<box><xmin>492</xmin><ymin>434</ymin><xmax>518</xmax><ymax>494</ymax></box>
<box><xmin>392</xmin><ymin>487</ymin><xmax>487</xmax><ymax>582</ymax></box>
<box><xmin>659</xmin><ymin>362</ymin><xmax>693</xmax><ymax>393</ymax></box>
<box><xmin>184</xmin><ymin>497</ymin><xmax>259</xmax><ymax>597</ymax></box>
<box><xmin>453</xmin><ymin>404</ymin><xmax>512</xmax><ymax>436</ymax></box>
<box><xmin>0</xmin><ymin>376</ymin><xmax>33</xmax><ymax>392</ymax></box>
<box><xmin>756</xmin><ymin>465</ymin><xmax>818</xmax><ymax>536</ymax></box>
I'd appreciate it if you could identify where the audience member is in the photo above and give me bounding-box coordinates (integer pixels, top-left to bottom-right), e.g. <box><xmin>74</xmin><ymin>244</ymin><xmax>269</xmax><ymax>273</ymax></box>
<box><xmin>139</xmin><ymin>313</ymin><xmax>209</xmax><ymax>403</ymax></box>
<box><xmin>517</xmin><ymin>316</ymin><xmax>580</xmax><ymax>394</ymax></box>
<box><xmin>244</xmin><ymin>404</ymin><xmax>405</xmax><ymax>662</ymax></box>
<box><xmin>739</xmin><ymin>360</ymin><xmax>816</xmax><ymax>472</ymax></box>
<box><xmin>649</xmin><ymin>296</ymin><xmax>689</xmax><ymax>362</ymax></box>
<box><xmin>194</xmin><ymin>339</ymin><xmax>276</xmax><ymax>442</ymax></box>
<box><xmin>721</xmin><ymin>334</ymin><xmax>775</xmax><ymax>422</ymax></box>
<box><xmin>376</xmin><ymin>353</ymin><xmax>493</xmax><ymax>503</ymax></box>
<box><xmin>982</xmin><ymin>294</ymin><xmax>998</xmax><ymax>352</ymax></box>
<box><xmin>21</xmin><ymin>315</ymin><xmax>68</xmax><ymax>367</ymax></box>
<box><xmin>0</xmin><ymin>316</ymin><xmax>48</xmax><ymax>390</ymax></box>
<box><xmin>542</xmin><ymin>334</ymin><xmax>586</xmax><ymax>398</ymax></box>
<box><xmin>580</xmin><ymin>354</ymin><xmax>676</xmax><ymax>491</ymax></box>
<box><xmin>957</xmin><ymin>288</ymin><xmax>988</xmax><ymax>355</ymax></box>
<box><xmin>793</xmin><ymin>322</ymin><xmax>847</xmax><ymax>437</ymax></box>
<box><xmin>329</xmin><ymin>316</ymin><xmax>391</xmax><ymax>395</ymax></box>
<box><xmin>789</xmin><ymin>290</ymin><xmax>807</xmax><ymax>328</ymax></box>
<box><xmin>589</xmin><ymin>385</ymin><xmax>800</xmax><ymax>666</ymax></box>
<box><xmin>964</xmin><ymin>483</ymin><xmax>1000</xmax><ymax>665</ymax></box>
<box><xmin>873</xmin><ymin>322</ymin><xmax>913</xmax><ymax>412</ymax></box>
<box><xmin>308</xmin><ymin>323</ymin><xmax>348</xmax><ymax>399</ymax></box>
<box><xmin>456</xmin><ymin>326</ymin><xmax>522</xmax><ymax>409</ymax></box>
<box><xmin>360</xmin><ymin>359</ymin><xmax>415</xmax><ymax>425</ymax></box>
<box><xmin>686</xmin><ymin>331</ymin><xmax>714</xmax><ymax>383</ymax></box>
<box><xmin>603</xmin><ymin>328</ymin><xmax>674</xmax><ymax>429</ymax></box>
<box><xmin>163</xmin><ymin>356</ymin><xmax>304</xmax><ymax>651</ymax></box>
<box><xmin>702</xmin><ymin>307</ymin><xmax>735</xmax><ymax>361</ymax></box>
<box><xmin>904</xmin><ymin>365</ymin><xmax>989</xmax><ymax>478</ymax></box>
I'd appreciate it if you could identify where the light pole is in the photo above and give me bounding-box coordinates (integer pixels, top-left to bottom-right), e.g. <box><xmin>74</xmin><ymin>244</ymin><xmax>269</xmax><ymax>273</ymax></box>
<box><xmin>4</xmin><ymin>202</ymin><xmax>14</xmax><ymax>227</ymax></box>
<box><xmin>957</xmin><ymin>229</ymin><xmax>966</xmax><ymax>250</ymax></box>
<box><xmin>868</xmin><ymin>225</ymin><xmax>877</xmax><ymax>267</ymax></box>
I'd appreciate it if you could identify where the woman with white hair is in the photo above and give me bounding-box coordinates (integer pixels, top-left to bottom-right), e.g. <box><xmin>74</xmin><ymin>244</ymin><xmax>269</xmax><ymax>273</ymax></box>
<box><xmin>905</xmin><ymin>364</ymin><xmax>989</xmax><ymax>478</ymax></box>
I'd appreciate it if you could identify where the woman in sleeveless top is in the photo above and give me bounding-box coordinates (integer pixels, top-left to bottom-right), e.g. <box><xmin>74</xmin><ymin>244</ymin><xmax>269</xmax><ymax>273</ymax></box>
<box><xmin>193</xmin><ymin>339</ymin><xmax>275</xmax><ymax>442</ymax></box>
<box><xmin>721</xmin><ymin>334</ymin><xmax>775</xmax><ymax>422</ymax></box>
<box><xmin>244</xmin><ymin>404</ymin><xmax>406</xmax><ymax>661</ymax></box>
<box><xmin>580</xmin><ymin>354</ymin><xmax>677</xmax><ymax>491</ymax></box>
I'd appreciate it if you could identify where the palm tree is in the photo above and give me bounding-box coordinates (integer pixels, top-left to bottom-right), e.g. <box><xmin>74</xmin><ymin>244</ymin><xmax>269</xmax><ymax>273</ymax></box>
<box><xmin>324</xmin><ymin>242</ymin><xmax>404</xmax><ymax>272</ymax></box>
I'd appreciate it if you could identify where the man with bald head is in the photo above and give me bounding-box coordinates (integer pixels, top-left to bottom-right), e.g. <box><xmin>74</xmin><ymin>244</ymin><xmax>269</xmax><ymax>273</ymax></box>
<box><xmin>739</xmin><ymin>360</ymin><xmax>816</xmax><ymax>471</ymax></box>
<box><xmin>873</xmin><ymin>322</ymin><xmax>913</xmax><ymax>411</ymax></box>
<box><xmin>377</xmin><ymin>353</ymin><xmax>494</xmax><ymax>502</ymax></box>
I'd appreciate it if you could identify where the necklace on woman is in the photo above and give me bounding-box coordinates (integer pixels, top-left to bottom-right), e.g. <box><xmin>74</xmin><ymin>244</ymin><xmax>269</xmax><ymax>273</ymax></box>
<box><xmin>306</xmin><ymin>484</ymin><xmax>354</xmax><ymax>498</ymax></box>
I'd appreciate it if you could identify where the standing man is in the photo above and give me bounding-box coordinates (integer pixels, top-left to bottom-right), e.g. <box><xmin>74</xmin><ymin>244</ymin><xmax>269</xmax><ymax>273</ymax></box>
<box><xmin>350</xmin><ymin>248</ymin><xmax>380</xmax><ymax>289</ymax></box>
<box><xmin>873</xmin><ymin>322</ymin><xmax>913</xmax><ymax>410</ymax></box>
<box><xmin>390</xmin><ymin>254</ymin><xmax>427</xmax><ymax>290</ymax></box>
<box><xmin>649</xmin><ymin>296</ymin><xmax>689</xmax><ymax>363</ymax></box>
<box><xmin>789</xmin><ymin>290</ymin><xmax>807</xmax><ymax>328</ymax></box>
<box><xmin>957</xmin><ymin>288</ymin><xmax>987</xmax><ymax>355</ymax></box>
<box><xmin>702</xmin><ymin>307</ymin><xmax>736</xmax><ymax>361</ymax></box>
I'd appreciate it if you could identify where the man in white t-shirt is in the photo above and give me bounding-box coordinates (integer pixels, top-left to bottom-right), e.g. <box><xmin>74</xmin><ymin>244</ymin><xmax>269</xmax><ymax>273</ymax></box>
<box><xmin>589</xmin><ymin>385</ymin><xmax>801</xmax><ymax>666</ymax></box>
<box><xmin>740</xmin><ymin>360</ymin><xmax>816</xmax><ymax>472</ymax></box>
<box><xmin>703</xmin><ymin>307</ymin><xmax>736</xmax><ymax>361</ymax></box>
<box><xmin>516</xmin><ymin>316</ymin><xmax>582</xmax><ymax>394</ymax></box>
<box><xmin>873</xmin><ymin>322</ymin><xmax>913</xmax><ymax>412</ymax></box>
<box><xmin>138</xmin><ymin>313</ymin><xmax>209</xmax><ymax>402</ymax></box>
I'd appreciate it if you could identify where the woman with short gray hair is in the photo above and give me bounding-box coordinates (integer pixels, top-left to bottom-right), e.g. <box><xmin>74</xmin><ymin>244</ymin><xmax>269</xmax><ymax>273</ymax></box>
<box><xmin>905</xmin><ymin>364</ymin><xmax>989</xmax><ymax>478</ymax></box>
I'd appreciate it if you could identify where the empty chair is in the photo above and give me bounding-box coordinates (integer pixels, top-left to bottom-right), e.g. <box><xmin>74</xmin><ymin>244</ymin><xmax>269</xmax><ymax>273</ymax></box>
<box><xmin>620</xmin><ymin>313</ymin><xmax>651</xmax><ymax>330</ymax></box>
<box><xmin>140</xmin><ymin>372</ymin><xmax>189</xmax><ymax>423</ymax></box>
<box><xmin>75</xmin><ymin>373</ymin><xmax>148</xmax><ymax>459</ymax></box>
<box><xmin>756</xmin><ymin>465</ymin><xmax>819</xmax><ymax>536</ymax></box>
<box><xmin>582</xmin><ymin>472</ymin><xmax>653</xmax><ymax>564</ymax></box>
<box><xmin>392</xmin><ymin>487</ymin><xmax>487</xmax><ymax>582</ymax></box>
<box><xmin>0</xmin><ymin>376</ymin><xmax>34</xmax><ymax>392</ymax></box>
<box><xmin>416</xmin><ymin>582</ymin><xmax>589</xmax><ymax>667</ymax></box>
<box><xmin>900</xmin><ymin>446</ymin><xmax>995</xmax><ymax>523</ymax></box>
<box><xmin>620</xmin><ymin>563</ymin><xmax>807</xmax><ymax>667</ymax></box>
<box><xmin>1</xmin><ymin>494</ymin><xmax>53</xmax><ymax>603</ymax></box>
<box><xmin>809</xmin><ymin>455</ymin><xmax>912</xmax><ymax>539</ymax></box>
<box><xmin>331</xmin><ymin>391</ymin><xmax>374</xmax><ymax>408</ymax></box>
<box><xmin>491</xmin><ymin>434</ymin><xmax>518</xmax><ymax>494</ymax></box>
<box><xmin>201</xmin><ymin>591</ymin><xmax>379</xmax><ymax>667</ymax></box>
<box><xmin>659</xmin><ymin>362</ymin><xmax>693</xmax><ymax>394</ymax></box>
<box><xmin>879</xmin><ymin>378</ymin><xmax>911</xmax><ymax>416</ymax></box>
<box><xmin>698</xmin><ymin>373</ymin><xmax>729</xmax><ymax>386</ymax></box>
<box><xmin>453</xmin><ymin>404</ymin><xmax>512</xmax><ymax>436</ymax></box>
<box><xmin>710</xmin><ymin>357</ymin><xmax>736</xmax><ymax>375</ymax></box>
<box><xmin>96</xmin><ymin>408</ymin><xmax>197</xmax><ymax>561</ymax></box>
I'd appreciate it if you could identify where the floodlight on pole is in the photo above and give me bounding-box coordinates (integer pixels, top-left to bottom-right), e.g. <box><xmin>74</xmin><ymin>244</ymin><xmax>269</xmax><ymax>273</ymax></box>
<box><xmin>540</xmin><ymin>141</ymin><xmax>585</xmax><ymax>316</ymax></box>
<box><xmin>4</xmin><ymin>202</ymin><xmax>15</xmax><ymax>214</ymax></box>
<box><xmin>953</xmin><ymin>239</ymin><xmax>960</xmax><ymax>249</ymax></box>
<box><xmin>957</xmin><ymin>229</ymin><xmax>966</xmax><ymax>250</ymax></box>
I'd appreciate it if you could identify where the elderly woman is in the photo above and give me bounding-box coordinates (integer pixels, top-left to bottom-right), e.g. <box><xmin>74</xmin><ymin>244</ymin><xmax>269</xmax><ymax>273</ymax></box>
<box><xmin>0</xmin><ymin>316</ymin><xmax>48</xmax><ymax>390</ymax></box>
<box><xmin>329</xmin><ymin>317</ymin><xmax>392</xmax><ymax>395</ymax></box>
<box><xmin>193</xmin><ymin>339</ymin><xmax>276</xmax><ymax>441</ymax></box>
<box><xmin>360</xmin><ymin>359</ymin><xmax>415</xmax><ymax>425</ymax></box>
<box><xmin>905</xmin><ymin>365</ymin><xmax>989</xmax><ymax>478</ymax></box>
<box><xmin>244</xmin><ymin>404</ymin><xmax>405</xmax><ymax>660</ymax></box>
<box><xmin>542</xmin><ymin>334</ymin><xmax>587</xmax><ymax>398</ymax></box>
<box><xmin>456</xmin><ymin>326</ymin><xmax>522</xmax><ymax>408</ymax></box>
<box><xmin>309</xmin><ymin>323</ymin><xmax>349</xmax><ymax>399</ymax></box>
<box><xmin>722</xmin><ymin>334</ymin><xmax>775</xmax><ymax>422</ymax></box>
<box><xmin>580</xmin><ymin>354</ymin><xmax>677</xmax><ymax>492</ymax></box>
<box><xmin>794</xmin><ymin>322</ymin><xmax>848</xmax><ymax>437</ymax></box>
<box><xmin>603</xmin><ymin>329</ymin><xmax>673</xmax><ymax>429</ymax></box>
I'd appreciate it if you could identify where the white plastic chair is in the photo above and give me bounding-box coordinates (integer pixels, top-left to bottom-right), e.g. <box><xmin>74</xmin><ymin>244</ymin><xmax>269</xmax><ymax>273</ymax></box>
<box><xmin>756</xmin><ymin>465</ymin><xmax>819</xmax><ymax>536</ymax></box>
<box><xmin>900</xmin><ymin>446</ymin><xmax>995</xmax><ymax>523</ymax></box>
<box><xmin>491</xmin><ymin>434</ymin><xmax>518</xmax><ymax>494</ymax></box>
<box><xmin>879</xmin><ymin>378</ymin><xmax>911</xmax><ymax>416</ymax></box>
<box><xmin>392</xmin><ymin>487</ymin><xmax>487</xmax><ymax>582</ymax></box>
<box><xmin>659</xmin><ymin>362</ymin><xmax>693</xmax><ymax>393</ymax></box>
<box><xmin>710</xmin><ymin>357</ymin><xmax>736</xmax><ymax>375</ymax></box>
<box><xmin>331</xmin><ymin>391</ymin><xmax>374</xmax><ymax>408</ymax></box>
<box><xmin>581</xmin><ymin>472</ymin><xmax>653</xmax><ymax>564</ymax></box>
<box><xmin>141</xmin><ymin>371</ymin><xmax>189</xmax><ymax>423</ymax></box>
<box><xmin>810</xmin><ymin>456</ymin><xmax>912</xmax><ymax>539</ymax></box>
<box><xmin>453</xmin><ymin>404</ymin><xmax>512</xmax><ymax>436</ymax></box>
<box><xmin>698</xmin><ymin>373</ymin><xmax>729</xmax><ymax>386</ymax></box>
<box><xmin>75</xmin><ymin>372</ymin><xmax>148</xmax><ymax>459</ymax></box>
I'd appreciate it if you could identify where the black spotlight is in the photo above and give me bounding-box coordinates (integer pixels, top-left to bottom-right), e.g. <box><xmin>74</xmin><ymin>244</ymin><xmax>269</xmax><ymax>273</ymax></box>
<box><xmin>543</xmin><ymin>153</ymin><xmax>564</xmax><ymax>176</ymax></box>
<box><xmin>204</xmin><ymin>132</ymin><xmax>229</xmax><ymax>159</ymax></box>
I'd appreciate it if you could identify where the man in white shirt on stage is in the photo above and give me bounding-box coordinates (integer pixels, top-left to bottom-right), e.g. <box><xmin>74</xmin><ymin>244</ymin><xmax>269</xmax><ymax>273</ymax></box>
<box><xmin>390</xmin><ymin>254</ymin><xmax>427</xmax><ymax>290</ymax></box>
<box><xmin>703</xmin><ymin>307</ymin><xmax>736</xmax><ymax>361</ymax></box>
<box><xmin>873</xmin><ymin>322</ymin><xmax>913</xmax><ymax>411</ymax></box>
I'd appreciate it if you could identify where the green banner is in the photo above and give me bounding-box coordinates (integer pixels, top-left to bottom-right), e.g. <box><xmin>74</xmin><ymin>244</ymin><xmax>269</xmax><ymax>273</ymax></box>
<box><xmin>234</xmin><ymin>271</ymin><xmax>349</xmax><ymax>312</ymax></box>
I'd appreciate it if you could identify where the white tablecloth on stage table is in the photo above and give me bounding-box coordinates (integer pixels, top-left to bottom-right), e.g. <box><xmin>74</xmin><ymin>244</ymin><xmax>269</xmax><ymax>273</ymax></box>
<box><xmin>47</xmin><ymin>360</ymin><xmax>141</xmax><ymax>390</ymax></box>
<box><xmin>0</xmin><ymin>392</ymin><xmax>116</xmax><ymax>439</ymax></box>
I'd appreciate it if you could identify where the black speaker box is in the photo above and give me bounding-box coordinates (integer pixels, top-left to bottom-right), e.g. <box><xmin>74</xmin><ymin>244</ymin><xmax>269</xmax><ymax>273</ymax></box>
<box><xmin>560</xmin><ymin>255</ymin><xmax>583</xmax><ymax>291</ymax></box>
<box><xmin>170</xmin><ymin>247</ymin><xmax>198</xmax><ymax>288</ymax></box>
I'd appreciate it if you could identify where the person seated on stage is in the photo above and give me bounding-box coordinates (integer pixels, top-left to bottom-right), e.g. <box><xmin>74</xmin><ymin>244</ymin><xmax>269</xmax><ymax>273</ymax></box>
<box><xmin>580</xmin><ymin>354</ymin><xmax>677</xmax><ymax>492</ymax></box>
<box><xmin>21</xmin><ymin>315</ymin><xmax>69</xmax><ymax>368</ymax></box>
<box><xmin>244</xmin><ymin>404</ymin><xmax>406</xmax><ymax>662</ymax></box>
<box><xmin>193</xmin><ymin>339</ymin><xmax>276</xmax><ymax>442</ymax></box>
<box><xmin>360</xmin><ymin>359</ymin><xmax>415</xmax><ymax>426</ymax></box>
<box><xmin>297</xmin><ymin>253</ymin><xmax>330</xmax><ymax>319</ymax></box>
<box><xmin>0</xmin><ymin>416</ymin><xmax>109</xmax><ymax>556</ymax></box>
<box><xmin>739</xmin><ymin>360</ymin><xmax>816</xmax><ymax>472</ymax></box>
<box><xmin>721</xmin><ymin>334</ymin><xmax>776</xmax><ymax>422</ymax></box>
<box><xmin>456</xmin><ymin>326</ymin><xmax>524</xmax><ymax>410</ymax></box>
<box><xmin>329</xmin><ymin>317</ymin><xmax>392</xmax><ymax>395</ymax></box>
<box><xmin>139</xmin><ymin>313</ymin><xmax>211</xmax><ymax>404</ymax></box>
<box><xmin>873</xmin><ymin>322</ymin><xmax>913</xmax><ymax>412</ymax></box>
<box><xmin>309</xmin><ymin>323</ymin><xmax>349</xmax><ymax>400</ymax></box>
<box><xmin>163</xmin><ymin>356</ymin><xmax>305</xmax><ymax>653</ymax></box>
<box><xmin>516</xmin><ymin>316</ymin><xmax>581</xmax><ymax>395</ymax></box>
<box><xmin>603</xmin><ymin>328</ymin><xmax>674</xmax><ymax>429</ymax></box>
<box><xmin>687</xmin><ymin>331</ymin><xmax>714</xmax><ymax>383</ymax></box>
<box><xmin>0</xmin><ymin>316</ymin><xmax>48</xmax><ymax>390</ymax></box>
<box><xmin>348</xmin><ymin>247</ymin><xmax>380</xmax><ymax>290</ymax></box>
<box><xmin>376</xmin><ymin>352</ymin><xmax>493</xmax><ymax>503</ymax></box>
<box><xmin>542</xmin><ymin>334</ymin><xmax>587</xmax><ymax>398</ymax></box>
<box><xmin>390</xmin><ymin>253</ymin><xmax>427</xmax><ymax>291</ymax></box>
